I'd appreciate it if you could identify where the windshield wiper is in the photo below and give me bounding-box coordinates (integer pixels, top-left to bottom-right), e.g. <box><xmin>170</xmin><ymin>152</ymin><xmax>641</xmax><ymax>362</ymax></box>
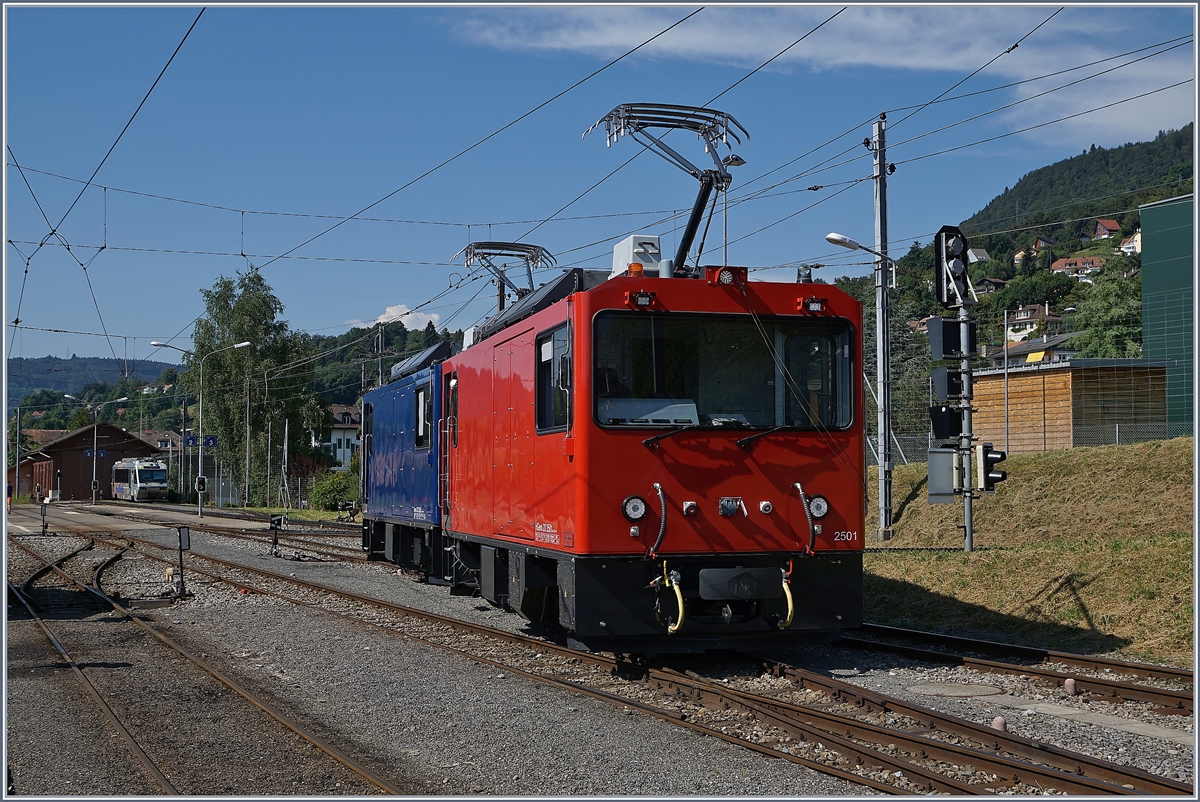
<box><xmin>643</xmin><ymin>424</ymin><xmax>703</xmax><ymax>449</ymax></box>
<box><xmin>736</xmin><ymin>426</ymin><xmax>787</xmax><ymax>451</ymax></box>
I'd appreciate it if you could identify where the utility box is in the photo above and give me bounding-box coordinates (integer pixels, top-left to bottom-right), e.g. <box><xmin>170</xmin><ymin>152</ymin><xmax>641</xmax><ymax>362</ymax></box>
<box><xmin>610</xmin><ymin>235</ymin><xmax>667</xmax><ymax>278</ymax></box>
<box><xmin>927</xmin><ymin>448</ymin><xmax>959</xmax><ymax>504</ymax></box>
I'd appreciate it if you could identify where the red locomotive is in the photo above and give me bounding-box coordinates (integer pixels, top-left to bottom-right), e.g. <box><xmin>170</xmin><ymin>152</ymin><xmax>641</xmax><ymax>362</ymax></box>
<box><xmin>362</xmin><ymin>104</ymin><xmax>865</xmax><ymax>651</ymax></box>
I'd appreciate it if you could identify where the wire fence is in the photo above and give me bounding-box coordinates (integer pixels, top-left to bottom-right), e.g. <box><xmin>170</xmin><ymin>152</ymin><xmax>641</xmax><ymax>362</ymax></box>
<box><xmin>864</xmin><ymin>299</ymin><xmax>1193</xmax><ymax>465</ymax></box>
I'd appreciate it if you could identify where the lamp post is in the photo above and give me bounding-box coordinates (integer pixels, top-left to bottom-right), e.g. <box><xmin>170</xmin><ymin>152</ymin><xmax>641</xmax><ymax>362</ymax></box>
<box><xmin>826</xmin><ymin>231</ymin><xmax>896</xmax><ymax>540</ymax></box>
<box><xmin>64</xmin><ymin>395</ymin><xmax>129</xmax><ymax>505</ymax></box>
<box><xmin>153</xmin><ymin>340</ymin><xmax>251</xmax><ymax>517</ymax></box>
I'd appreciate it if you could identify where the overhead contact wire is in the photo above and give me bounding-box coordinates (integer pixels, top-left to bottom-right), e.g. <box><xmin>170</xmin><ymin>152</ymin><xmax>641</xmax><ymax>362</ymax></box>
<box><xmin>253</xmin><ymin>8</ymin><xmax>705</xmax><ymax>272</ymax></box>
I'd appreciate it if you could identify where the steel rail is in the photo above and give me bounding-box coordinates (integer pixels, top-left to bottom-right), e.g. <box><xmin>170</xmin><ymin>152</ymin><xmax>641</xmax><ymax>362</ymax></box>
<box><xmin>747</xmin><ymin>653</ymin><xmax>1194</xmax><ymax>796</ymax></box>
<box><xmin>83</xmin><ymin>534</ymin><xmax>911</xmax><ymax>794</ymax></box>
<box><xmin>116</xmin><ymin>513</ymin><xmax>363</xmax><ymax>562</ymax></box>
<box><xmin>653</xmin><ymin>667</ymin><xmax>1145</xmax><ymax>796</ymax></box>
<box><xmin>8</xmin><ymin>580</ymin><xmax>180</xmax><ymax>794</ymax></box>
<box><xmin>859</xmin><ymin>623</ymin><xmax>1193</xmax><ymax>684</ymax></box>
<box><xmin>19</xmin><ymin>540</ymin><xmax>95</xmax><ymax>603</ymax></box>
<box><xmin>92</xmin><ymin>547</ymin><xmax>127</xmax><ymax>594</ymax></box>
<box><xmin>96</xmin><ymin>499</ymin><xmax>359</xmax><ymax>532</ymax></box>
<box><xmin>90</xmin><ymin>530</ymin><xmax>1188</xmax><ymax>796</ymax></box>
<box><xmin>8</xmin><ymin>538</ymin><xmax>406</xmax><ymax>796</ymax></box>
<box><xmin>841</xmin><ymin>635</ymin><xmax>1193</xmax><ymax>712</ymax></box>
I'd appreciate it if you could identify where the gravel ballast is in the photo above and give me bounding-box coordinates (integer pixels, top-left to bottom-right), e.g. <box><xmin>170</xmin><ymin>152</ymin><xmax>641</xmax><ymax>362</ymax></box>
<box><xmin>8</xmin><ymin>519</ymin><xmax>1193</xmax><ymax>795</ymax></box>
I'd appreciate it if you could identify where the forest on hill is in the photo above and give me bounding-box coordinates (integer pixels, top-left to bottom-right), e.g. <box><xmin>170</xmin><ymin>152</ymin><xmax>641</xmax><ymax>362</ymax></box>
<box><xmin>961</xmin><ymin>123</ymin><xmax>1192</xmax><ymax>243</ymax></box>
<box><xmin>7</xmin><ymin>354</ymin><xmax>181</xmax><ymax>408</ymax></box>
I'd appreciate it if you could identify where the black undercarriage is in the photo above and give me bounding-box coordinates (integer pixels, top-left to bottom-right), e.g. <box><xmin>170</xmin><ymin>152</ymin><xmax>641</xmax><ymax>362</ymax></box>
<box><xmin>363</xmin><ymin>517</ymin><xmax>862</xmax><ymax>653</ymax></box>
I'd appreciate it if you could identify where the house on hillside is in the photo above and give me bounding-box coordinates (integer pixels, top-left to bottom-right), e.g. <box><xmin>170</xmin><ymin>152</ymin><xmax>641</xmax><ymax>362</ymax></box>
<box><xmin>984</xmin><ymin>332</ymin><xmax>1080</xmax><ymax>368</ymax></box>
<box><xmin>1119</xmin><ymin>229</ymin><xmax>1142</xmax><ymax>255</ymax></box>
<box><xmin>312</xmin><ymin>404</ymin><xmax>361</xmax><ymax>469</ymax></box>
<box><xmin>1013</xmin><ymin>248</ymin><xmax>1028</xmax><ymax>267</ymax></box>
<box><xmin>973</xmin><ymin>277</ymin><xmax>1007</xmax><ymax>294</ymax></box>
<box><xmin>1051</xmin><ymin>255</ymin><xmax>1106</xmax><ymax>279</ymax></box>
<box><xmin>907</xmin><ymin>315</ymin><xmax>939</xmax><ymax>335</ymax></box>
<box><xmin>1006</xmin><ymin>303</ymin><xmax>1064</xmax><ymax>342</ymax></box>
<box><xmin>22</xmin><ymin>429</ymin><xmax>70</xmax><ymax>449</ymax></box>
<box><xmin>1092</xmin><ymin>218</ymin><xmax>1121</xmax><ymax>240</ymax></box>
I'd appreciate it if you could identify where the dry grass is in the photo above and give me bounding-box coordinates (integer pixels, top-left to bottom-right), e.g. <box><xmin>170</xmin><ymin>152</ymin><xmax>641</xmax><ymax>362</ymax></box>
<box><xmin>863</xmin><ymin>437</ymin><xmax>1194</xmax><ymax>666</ymax></box>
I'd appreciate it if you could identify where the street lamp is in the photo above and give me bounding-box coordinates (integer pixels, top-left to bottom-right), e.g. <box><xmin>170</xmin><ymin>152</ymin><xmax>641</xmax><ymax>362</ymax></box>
<box><xmin>64</xmin><ymin>395</ymin><xmax>129</xmax><ymax>505</ymax></box>
<box><xmin>154</xmin><ymin>340</ymin><xmax>251</xmax><ymax>516</ymax></box>
<box><xmin>827</xmin><ymin>231</ymin><xmax>897</xmax><ymax>540</ymax></box>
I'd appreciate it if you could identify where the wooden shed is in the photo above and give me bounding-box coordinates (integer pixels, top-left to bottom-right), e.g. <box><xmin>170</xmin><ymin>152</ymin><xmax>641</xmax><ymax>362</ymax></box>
<box><xmin>7</xmin><ymin>453</ymin><xmax>54</xmax><ymax>502</ymax></box>
<box><xmin>35</xmin><ymin>422</ymin><xmax>164</xmax><ymax>502</ymax></box>
<box><xmin>972</xmin><ymin>359</ymin><xmax>1172</xmax><ymax>453</ymax></box>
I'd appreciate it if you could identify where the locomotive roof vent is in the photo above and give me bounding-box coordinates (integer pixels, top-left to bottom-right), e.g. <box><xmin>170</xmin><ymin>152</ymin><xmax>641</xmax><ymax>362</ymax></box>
<box><xmin>611</xmin><ymin>234</ymin><xmax>670</xmax><ymax>280</ymax></box>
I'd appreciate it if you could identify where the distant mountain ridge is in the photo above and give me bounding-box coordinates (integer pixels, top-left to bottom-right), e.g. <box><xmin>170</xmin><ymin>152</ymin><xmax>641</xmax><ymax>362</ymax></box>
<box><xmin>7</xmin><ymin>354</ymin><xmax>181</xmax><ymax>406</ymax></box>
<box><xmin>960</xmin><ymin>124</ymin><xmax>1192</xmax><ymax>241</ymax></box>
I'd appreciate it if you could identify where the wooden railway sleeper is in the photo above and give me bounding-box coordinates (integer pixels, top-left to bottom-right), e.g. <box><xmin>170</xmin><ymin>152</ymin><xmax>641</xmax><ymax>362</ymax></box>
<box><xmin>747</xmin><ymin>653</ymin><xmax>1193</xmax><ymax>795</ymax></box>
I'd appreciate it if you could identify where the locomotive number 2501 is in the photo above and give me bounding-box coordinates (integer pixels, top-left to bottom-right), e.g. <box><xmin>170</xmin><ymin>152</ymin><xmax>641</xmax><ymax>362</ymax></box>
<box><xmin>833</xmin><ymin>531</ymin><xmax>858</xmax><ymax>542</ymax></box>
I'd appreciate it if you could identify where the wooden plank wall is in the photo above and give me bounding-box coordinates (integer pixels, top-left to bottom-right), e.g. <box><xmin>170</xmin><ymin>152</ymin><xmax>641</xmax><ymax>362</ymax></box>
<box><xmin>1070</xmin><ymin>366</ymin><xmax>1168</xmax><ymax>446</ymax></box>
<box><xmin>974</xmin><ymin>369</ymin><xmax>1073</xmax><ymax>453</ymax></box>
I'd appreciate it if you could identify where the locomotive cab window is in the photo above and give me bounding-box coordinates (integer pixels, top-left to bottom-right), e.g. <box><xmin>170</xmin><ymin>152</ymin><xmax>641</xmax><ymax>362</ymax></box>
<box><xmin>593</xmin><ymin>312</ymin><xmax>853</xmax><ymax>429</ymax></box>
<box><xmin>414</xmin><ymin>384</ymin><xmax>433</xmax><ymax>449</ymax></box>
<box><xmin>536</xmin><ymin>325</ymin><xmax>570</xmax><ymax>431</ymax></box>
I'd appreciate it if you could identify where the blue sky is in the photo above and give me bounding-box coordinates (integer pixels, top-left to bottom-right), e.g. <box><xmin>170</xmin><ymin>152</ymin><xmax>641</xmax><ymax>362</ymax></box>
<box><xmin>4</xmin><ymin>4</ymin><xmax>1195</xmax><ymax>367</ymax></box>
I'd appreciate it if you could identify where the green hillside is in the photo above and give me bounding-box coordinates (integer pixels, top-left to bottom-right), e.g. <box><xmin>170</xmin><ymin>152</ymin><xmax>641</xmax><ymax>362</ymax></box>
<box><xmin>961</xmin><ymin>123</ymin><xmax>1193</xmax><ymax>243</ymax></box>
<box><xmin>864</xmin><ymin>438</ymin><xmax>1193</xmax><ymax>666</ymax></box>
<box><xmin>7</xmin><ymin>355</ymin><xmax>181</xmax><ymax>408</ymax></box>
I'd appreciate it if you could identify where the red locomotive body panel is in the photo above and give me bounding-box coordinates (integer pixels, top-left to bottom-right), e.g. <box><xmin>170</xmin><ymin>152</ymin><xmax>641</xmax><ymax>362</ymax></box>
<box><xmin>401</xmin><ymin>267</ymin><xmax>868</xmax><ymax>648</ymax></box>
<box><xmin>443</xmin><ymin>273</ymin><xmax>864</xmax><ymax>558</ymax></box>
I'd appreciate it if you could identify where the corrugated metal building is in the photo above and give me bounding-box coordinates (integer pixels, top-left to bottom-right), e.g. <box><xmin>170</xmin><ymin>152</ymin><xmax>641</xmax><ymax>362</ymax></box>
<box><xmin>1139</xmin><ymin>194</ymin><xmax>1193</xmax><ymax>435</ymax></box>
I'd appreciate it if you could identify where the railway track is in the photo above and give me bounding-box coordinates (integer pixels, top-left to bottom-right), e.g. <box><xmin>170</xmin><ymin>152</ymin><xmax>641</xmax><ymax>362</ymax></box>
<box><xmin>841</xmin><ymin>624</ymin><xmax>1193</xmax><ymax>713</ymax></box>
<box><xmin>9</xmin><ymin>536</ymin><xmax>406</xmax><ymax>795</ymax></box>
<box><xmin>73</xmin><ymin>528</ymin><xmax>1193</xmax><ymax>796</ymax></box>
<box><xmin>99</xmin><ymin>499</ymin><xmax>361</xmax><ymax>532</ymax></box>
<box><xmin>8</xmin><ymin>579</ymin><xmax>180</xmax><ymax>794</ymax></box>
<box><xmin>111</xmin><ymin>512</ymin><xmax>365</xmax><ymax>562</ymax></box>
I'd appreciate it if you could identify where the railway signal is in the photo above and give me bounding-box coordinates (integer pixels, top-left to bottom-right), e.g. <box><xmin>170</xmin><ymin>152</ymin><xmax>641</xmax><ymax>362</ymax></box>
<box><xmin>935</xmin><ymin>225</ymin><xmax>969</xmax><ymax>308</ymax></box>
<box><xmin>926</xmin><ymin>224</ymin><xmax>996</xmax><ymax>551</ymax></box>
<box><xmin>975</xmin><ymin>443</ymin><xmax>1008</xmax><ymax>493</ymax></box>
<box><xmin>195</xmin><ymin>475</ymin><xmax>207</xmax><ymax>494</ymax></box>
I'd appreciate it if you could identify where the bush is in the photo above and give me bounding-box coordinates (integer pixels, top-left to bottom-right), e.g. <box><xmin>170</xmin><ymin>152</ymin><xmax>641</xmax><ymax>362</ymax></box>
<box><xmin>309</xmin><ymin>470</ymin><xmax>359</xmax><ymax>511</ymax></box>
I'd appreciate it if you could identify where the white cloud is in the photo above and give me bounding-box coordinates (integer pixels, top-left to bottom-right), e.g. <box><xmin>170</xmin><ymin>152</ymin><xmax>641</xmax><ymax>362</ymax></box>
<box><xmin>450</xmin><ymin>7</ymin><xmax>1088</xmax><ymax>73</ymax></box>
<box><xmin>347</xmin><ymin>304</ymin><xmax>441</xmax><ymax>331</ymax></box>
<box><xmin>450</xmin><ymin>6</ymin><xmax>1194</xmax><ymax>81</ymax></box>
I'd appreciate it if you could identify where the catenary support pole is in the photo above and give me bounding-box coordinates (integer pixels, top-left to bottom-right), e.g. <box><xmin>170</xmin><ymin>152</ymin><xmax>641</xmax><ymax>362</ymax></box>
<box><xmin>872</xmin><ymin>115</ymin><xmax>893</xmax><ymax>540</ymax></box>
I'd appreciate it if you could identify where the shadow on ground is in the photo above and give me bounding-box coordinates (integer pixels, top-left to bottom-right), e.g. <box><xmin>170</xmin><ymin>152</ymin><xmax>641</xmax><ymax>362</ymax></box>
<box><xmin>862</xmin><ymin>574</ymin><xmax>1131</xmax><ymax>656</ymax></box>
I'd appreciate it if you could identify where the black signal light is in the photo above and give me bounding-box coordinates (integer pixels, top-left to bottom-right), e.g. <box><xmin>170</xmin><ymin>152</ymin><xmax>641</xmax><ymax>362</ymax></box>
<box><xmin>975</xmin><ymin>443</ymin><xmax>1007</xmax><ymax>493</ymax></box>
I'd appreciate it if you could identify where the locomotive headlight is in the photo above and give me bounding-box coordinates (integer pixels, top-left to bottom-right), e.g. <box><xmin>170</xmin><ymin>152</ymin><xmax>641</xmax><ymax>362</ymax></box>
<box><xmin>622</xmin><ymin>495</ymin><xmax>649</xmax><ymax>522</ymax></box>
<box><xmin>807</xmin><ymin>495</ymin><xmax>830</xmax><ymax>519</ymax></box>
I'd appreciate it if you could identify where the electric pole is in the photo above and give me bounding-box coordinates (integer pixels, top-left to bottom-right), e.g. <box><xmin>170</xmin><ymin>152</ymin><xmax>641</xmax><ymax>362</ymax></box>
<box><xmin>872</xmin><ymin>114</ymin><xmax>894</xmax><ymax>541</ymax></box>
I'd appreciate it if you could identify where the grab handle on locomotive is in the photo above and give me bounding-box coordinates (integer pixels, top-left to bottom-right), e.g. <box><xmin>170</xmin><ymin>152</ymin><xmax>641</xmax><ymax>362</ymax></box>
<box><xmin>793</xmin><ymin>482</ymin><xmax>817</xmax><ymax>556</ymax></box>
